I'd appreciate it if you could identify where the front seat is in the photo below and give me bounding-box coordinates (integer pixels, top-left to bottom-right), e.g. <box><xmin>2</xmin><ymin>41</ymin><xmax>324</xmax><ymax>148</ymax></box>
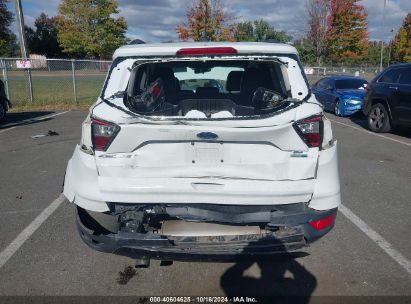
<box><xmin>151</xmin><ymin>67</ymin><xmax>178</xmax><ymax>104</ymax></box>
<box><xmin>240</xmin><ymin>67</ymin><xmax>272</xmax><ymax>106</ymax></box>
<box><xmin>226</xmin><ymin>71</ymin><xmax>243</xmax><ymax>93</ymax></box>
<box><xmin>226</xmin><ymin>70</ymin><xmax>243</xmax><ymax>104</ymax></box>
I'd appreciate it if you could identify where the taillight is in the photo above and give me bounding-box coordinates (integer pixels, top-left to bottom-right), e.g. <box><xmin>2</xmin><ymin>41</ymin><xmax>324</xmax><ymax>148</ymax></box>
<box><xmin>308</xmin><ymin>212</ymin><xmax>337</xmax><ymax>230</ymax></box>
<box><xmin>176</xmin><ymin>47</ymin><xmax>237</xmax><ymax>56</ymax></box>
<box><xmin>91</xmin><ymin>118</ymin><xmax>120</xmax><ymax>151</ymax></box>
<box><xmin>295</xmin><ymin>115</ymin><xmax>322</xmax><ymax>148</ymax></box>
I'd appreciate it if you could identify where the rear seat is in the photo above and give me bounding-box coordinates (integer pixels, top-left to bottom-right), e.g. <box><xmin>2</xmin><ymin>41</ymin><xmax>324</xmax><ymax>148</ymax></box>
<box><xmin>177</xmin><ymin>86</ymin><xmax>227</xmax><ymax>100</ymax></box>
<box><xmin>195</xmin><ymin>87</ymin><xmax>220</xmax><ymax>98</ymax></box>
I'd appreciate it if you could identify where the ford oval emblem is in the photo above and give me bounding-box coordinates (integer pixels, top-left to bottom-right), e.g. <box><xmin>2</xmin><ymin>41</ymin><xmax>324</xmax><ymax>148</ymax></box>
<box><xmin>197</xmin><ymin>132</ymin><xmax>219</xmax><ymax>140</ymax></box>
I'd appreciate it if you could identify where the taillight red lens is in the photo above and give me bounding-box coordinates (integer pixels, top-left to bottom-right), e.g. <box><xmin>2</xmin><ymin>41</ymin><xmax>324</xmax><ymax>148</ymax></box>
<box><xmin>91</xmin><ymin>118</ymin><xmax>120</xmax><ymax>151</ymax></box>
<box><xmin>309</xmin><ymin>212</ymin><xmax>337</xmax><ymax>231</ymax></box>
<box><xmin>176</xmin><ymin>47</ymin><xmax>237</xmax><ymax>56</ymax></box>
<box><xmin>295</xmin><ymin>115</ymin><xmax>322</xmax><ymax>148</ymax></box>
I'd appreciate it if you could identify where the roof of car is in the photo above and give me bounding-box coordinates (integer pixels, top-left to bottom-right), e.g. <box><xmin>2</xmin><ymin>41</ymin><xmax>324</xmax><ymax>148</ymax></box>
<box><xmin>113</xmin><ymin>42</ymin><xmax>298</xmax><ymax>58</ymax></box>
<box><xmin>320</xmin><ymin>75</ymin><xmax>368</xmax><ymax>81</ymax></box>
<box><xmin>385</xmin><ymin>63</ymin><xmax>411</xmax><ymax>69</ymax></box>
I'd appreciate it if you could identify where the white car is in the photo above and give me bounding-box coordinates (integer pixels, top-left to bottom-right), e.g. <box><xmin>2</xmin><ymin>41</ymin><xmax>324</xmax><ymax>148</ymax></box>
<box><xmin>63</xmin><ymin>42</ymin><xmax>340</xmax><ymax>261</ymax></box>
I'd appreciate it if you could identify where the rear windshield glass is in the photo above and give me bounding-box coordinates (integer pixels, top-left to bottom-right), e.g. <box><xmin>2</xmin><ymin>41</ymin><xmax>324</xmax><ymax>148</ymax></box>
<box><xmin>335</xmin><ymin>79</ymin><xmax>368</xmax><ymax>90</ymax></box>
<box><xmin>124</xmin><ymin>60</ymin><xmax>290</xmax><ymax>118</ymax></box>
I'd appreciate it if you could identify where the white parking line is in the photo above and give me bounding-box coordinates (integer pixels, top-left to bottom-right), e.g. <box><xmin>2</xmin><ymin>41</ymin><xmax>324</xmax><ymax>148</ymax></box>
<box><xmin>339</xmin><ymin>203</ymin><xmax>411</xmax><ymax>275</ymax></box>
<box><xmin>329</xmin><ymin>119</ymin><xmax>411</xmax><ymax>147</ymax></box>
<box><xmin>0</xmin><ymin>195</ymin><xmax>410</xmax><ymax>276</ymax></box>
<box><xmin>0</xmin><ymin>110</ymin><xmax>71</xmax><ymax>134</ymax></box>
<box><xmin>0</xmin><ymin>126</ymin><xmax>16</xmax><ymax>134</ymax></box>
<box><xmin>0</xmin><ymin>194</ymin><xmax>65</xmax><ymax>269</ymax></box>
<box><xmin>0</xmin><ymin>208</ymin><xmax>45</xmax><ymax>215</ymax></box>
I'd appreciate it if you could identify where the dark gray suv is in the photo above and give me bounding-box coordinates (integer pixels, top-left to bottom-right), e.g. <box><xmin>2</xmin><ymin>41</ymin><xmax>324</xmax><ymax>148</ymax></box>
<box><xmin>363</xmin><ymin>63</ymin><xmax>411</xmax><ymax>133</ymax></box>
<box><xmin>0</xmin><ymin>79</ymin><xmax>11</xmax><ymax>123</ymax></box>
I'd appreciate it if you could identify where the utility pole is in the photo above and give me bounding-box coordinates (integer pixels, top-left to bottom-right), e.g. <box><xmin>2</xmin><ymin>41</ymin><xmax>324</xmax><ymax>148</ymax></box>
<box><xmin>387</xmin><ymin>28</ymin><xmax>394</xmax><ymax>66</ymax></box>
<box><xmin>14</xmin><ymin>0</ymin><xmax>33</xmax><ymax>102</ymax></box>
<box><xmin>379</xmin><ymin>0</ymin><xmax>387</xmax><ymax>72</ymax></box>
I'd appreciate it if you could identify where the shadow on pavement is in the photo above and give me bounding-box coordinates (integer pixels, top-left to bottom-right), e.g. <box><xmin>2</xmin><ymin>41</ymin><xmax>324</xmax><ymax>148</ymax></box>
<box><xmin>220</xmin><ymin>239</ymin><xmax>316</xmax><ymax>303</ymax></box>
<box><xmin>0</xmin><ymin>111</ymin><xmax>55</xmax><ymax>129</ymax></box>
<box><xmin>348</xmin><ymin>112</ymin><xmax>411</xmax><ymax>140</ymax></box>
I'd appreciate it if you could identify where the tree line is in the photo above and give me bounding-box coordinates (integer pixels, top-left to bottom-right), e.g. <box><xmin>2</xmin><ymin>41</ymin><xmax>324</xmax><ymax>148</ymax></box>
<box><xmin>0</xmin><ymin>0</ymin><xmax>127</xmax><ymax>59</ymax></box>
<box><xmin>0</xmin><ymin>0</ymin><xmax>410</xmax><ymax>64</ymax></box>
<box><xmin>176</xmin><ymin>0</ymin><xmax>410</xmax><ymax>66</ymax></box>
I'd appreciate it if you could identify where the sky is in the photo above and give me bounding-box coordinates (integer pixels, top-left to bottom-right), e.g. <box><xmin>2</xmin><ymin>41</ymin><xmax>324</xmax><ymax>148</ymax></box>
<box><xmin>7</xmin><ymin>0</ymin><xmax>411</xmax><ymax>43</ymax></box>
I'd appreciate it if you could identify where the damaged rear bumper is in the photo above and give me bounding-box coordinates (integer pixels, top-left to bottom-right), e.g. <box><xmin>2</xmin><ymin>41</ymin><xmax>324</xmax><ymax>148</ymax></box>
<box><xmin>75</xmin><ymin>204</ymin><xmax>337</xmax><ymax>261</ymax></box>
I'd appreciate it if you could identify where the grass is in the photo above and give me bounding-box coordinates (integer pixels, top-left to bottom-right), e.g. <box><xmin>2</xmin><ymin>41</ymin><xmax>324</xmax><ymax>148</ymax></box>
<box><xmin>5</xmin><ymin>71</ymin><xmax>106</xmax><ymax>110</ymax></box>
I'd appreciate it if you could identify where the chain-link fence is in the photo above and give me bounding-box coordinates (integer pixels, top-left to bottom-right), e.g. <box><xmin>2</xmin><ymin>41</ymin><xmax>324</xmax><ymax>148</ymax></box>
<box><xmin>0</xmin><ymin>58</ymin><xmax>111</xmax><ymax>107</ymax></box>
<box><xmin>0</xmin><ymin>57</ymin><xmax>382</xmax><ymax>107</ymax></box>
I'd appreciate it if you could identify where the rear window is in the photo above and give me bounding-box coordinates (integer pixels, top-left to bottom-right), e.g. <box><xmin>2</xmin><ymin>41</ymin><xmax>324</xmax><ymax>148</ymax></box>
<box><xmin>125</xmin><ymin>60</ymin><xmax>290</xmax><ymax>118</ymax></box>
<box><xmin>398</xmin><ymin>68</ymin><xmax>411</xmax><ymax>85</ymax></box>
<box><xmin>315</xmin><ymin>78</ymin><xmax>334</xmax><ymax>90</ymax></box>
<box><xmin>378</xmin><ymin>68</ymin><xmax>401</xmax><ymax>84</ymax></box>
<box><xmin>335</xmin><ymin>79</ymin><xmax>368</xmax><ymax>90</ymax></box>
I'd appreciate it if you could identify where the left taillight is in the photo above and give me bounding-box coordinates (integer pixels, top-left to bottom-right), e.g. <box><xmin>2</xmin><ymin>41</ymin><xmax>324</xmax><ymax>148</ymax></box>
<box><xmin>294</xmin><ymin>115</ymin><xmax>323</xmax><ymax>148</ymax></box>
<box><xmin>91</xmin><ymin>118</ymin><xmax>120</xmax><ymax>151</ymax></box>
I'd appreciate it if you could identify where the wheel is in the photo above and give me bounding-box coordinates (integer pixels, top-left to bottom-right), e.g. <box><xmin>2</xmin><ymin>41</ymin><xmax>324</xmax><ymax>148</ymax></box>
<box><xmin>334</xmin><ymin>100</ymin><xmax>341</xmax><ymax>116</ymax></box>
<box><xmin>367</xmin><ymin>103</ymin><xmax>391</xmax><ymax>133</ymax></box>
<box><xmin>0</xmin><ymin>102</ymin><xmax>6</xmax><ymax>123</ymax></box>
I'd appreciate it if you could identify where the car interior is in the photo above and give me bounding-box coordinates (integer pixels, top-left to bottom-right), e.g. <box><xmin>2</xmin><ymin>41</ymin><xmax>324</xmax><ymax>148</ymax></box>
<box><xmin>125</xmin><ymin>60</ymin><xmax>291</xmax><ymax>117</ymax></box>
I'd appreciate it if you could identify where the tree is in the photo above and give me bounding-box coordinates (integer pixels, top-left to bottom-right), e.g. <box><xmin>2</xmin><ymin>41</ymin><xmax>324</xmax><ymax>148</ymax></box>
<box><xmin>253</xmin><ymin>20</ymin><xmax>292</xmax><ymax>43</ymax></box>
<box><xmin>25</xmin><ymin>13</ymin><xmax>64</xmax><ymax>58</ymax></box>
<box><xmin>56</xmin><ymin>0</ymin><xmax>127</xmax><ymax>59</ymax></box>
<box><xmin>391</xmin><ymin>13</ymin><xmax>411</xmax><ymax>63</ymax></box>
<box><xmin>176</xmin><ymin>0</ymin><xmax>237</xmax><ymax>42</ymax></box>
<box><xmin>366</xmin><ymin>40</ymin><xmax>390</xmax><ymax>66</ymax></box>
<box><xmin>235</xmin><ymin>20</ymin><xmax>292</xmax><ymax>43</ymax></box>
<box><xmin>325</xmin><ymin>0</ymin><xmax>369</xmax><ymax>64</ymax></box>
<box><xmin>234</xmin><ymin>21</ymin><xmax>255</xmax><ymax>42</ymax></box>
<box><xmin>0</xmin><ymin>0</ymin><xmax>17</xmax><ymax>57</ymax></box>
<box><xmin>294</xmin><ymin>39</ymin><xmax>316</xmax><ymax>65</ymax></box>
<box><xmin>306</xmin><ymin>0</ymin><xmax>330</xmax><ymax>66</ymax></box>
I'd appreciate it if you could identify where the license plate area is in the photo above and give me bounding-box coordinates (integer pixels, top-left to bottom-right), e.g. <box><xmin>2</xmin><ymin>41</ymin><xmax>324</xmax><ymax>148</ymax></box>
<box><xmin>191</xmin><ymin>142</ymin><xmax>223</xmax><ymax>164</ymax></box>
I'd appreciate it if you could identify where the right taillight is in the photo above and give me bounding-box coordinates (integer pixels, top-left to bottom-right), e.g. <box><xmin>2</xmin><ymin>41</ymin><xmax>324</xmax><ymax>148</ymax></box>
<box><xmin>91</xmin><ymin>118</ymin><xmax>120</xmax><ymax>151</ymax></box>
<box><xmin>295</xmin><ymin>115</ymin><xmax>322</xmax><ymax>148</ymax></box>
<box><xmin>309</xmin><ymin>212</ymin><xmax>337</xmax><ymax>230</ymax></box>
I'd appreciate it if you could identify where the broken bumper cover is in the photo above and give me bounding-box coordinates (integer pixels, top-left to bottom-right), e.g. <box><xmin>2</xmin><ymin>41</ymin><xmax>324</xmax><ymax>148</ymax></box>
<box><xmin>75</xmin><ymin>205</ymin><xmax>337</xmax><ymax>261</ymax></box>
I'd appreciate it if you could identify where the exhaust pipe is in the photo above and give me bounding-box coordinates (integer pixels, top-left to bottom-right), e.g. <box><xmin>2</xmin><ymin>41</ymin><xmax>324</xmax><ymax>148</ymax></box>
<box><xmin>135</xmin><ymin>257</ymin><xmax>150</xmax><ymax>268</ymax></box>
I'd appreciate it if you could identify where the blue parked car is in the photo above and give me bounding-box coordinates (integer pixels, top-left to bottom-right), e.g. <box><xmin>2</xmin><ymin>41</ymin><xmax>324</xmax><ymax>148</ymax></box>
<box><xmin>311</xmin><ymin>76</ymin><xmax>368</xmax><ymax>116</ymax></box>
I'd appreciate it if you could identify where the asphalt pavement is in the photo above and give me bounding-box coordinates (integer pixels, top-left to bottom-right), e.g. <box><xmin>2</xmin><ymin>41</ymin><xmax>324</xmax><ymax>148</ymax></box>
<box><xmin>0</xmin><ymin>110</ymin><xmax>410</xmax><ymax>301</ymax></box>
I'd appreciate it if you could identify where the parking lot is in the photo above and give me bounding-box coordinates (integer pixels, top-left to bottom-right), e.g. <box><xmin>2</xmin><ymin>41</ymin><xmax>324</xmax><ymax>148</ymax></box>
<box><xmin>0</xmin><ymin>110</ymin><xmax>410</xmax><ymax>300</ymax></box>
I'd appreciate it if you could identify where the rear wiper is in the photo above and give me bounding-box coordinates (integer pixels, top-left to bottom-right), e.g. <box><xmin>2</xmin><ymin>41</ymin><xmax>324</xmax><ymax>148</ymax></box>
<box><xmin>104</xmin><ymin>90</ymin><xmax>127</xmax><ymax>100</ymax></box>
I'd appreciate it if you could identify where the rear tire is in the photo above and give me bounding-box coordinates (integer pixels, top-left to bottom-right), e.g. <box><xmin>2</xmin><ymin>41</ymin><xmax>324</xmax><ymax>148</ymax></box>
<box><xmin>368</xmin><ymin>103</ymin><xmax>391</xmax><ymax>133</ymax></box>
<box><xmin>334</xmin><ymin>100</ymin><xmax>341</xmax><ymax>116</ymax></box>
<box><xmin>0</xmin><ymin>102</ymin><xmax>6</xmax><ymax>123</ymax></box>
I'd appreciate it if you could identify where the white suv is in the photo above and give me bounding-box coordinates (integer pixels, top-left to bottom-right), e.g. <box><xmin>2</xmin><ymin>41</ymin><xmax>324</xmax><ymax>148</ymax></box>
<box><xmin>63</xmin><ymin>42</ymin><xmax>340</xmax><ymax>261</ymax></box>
